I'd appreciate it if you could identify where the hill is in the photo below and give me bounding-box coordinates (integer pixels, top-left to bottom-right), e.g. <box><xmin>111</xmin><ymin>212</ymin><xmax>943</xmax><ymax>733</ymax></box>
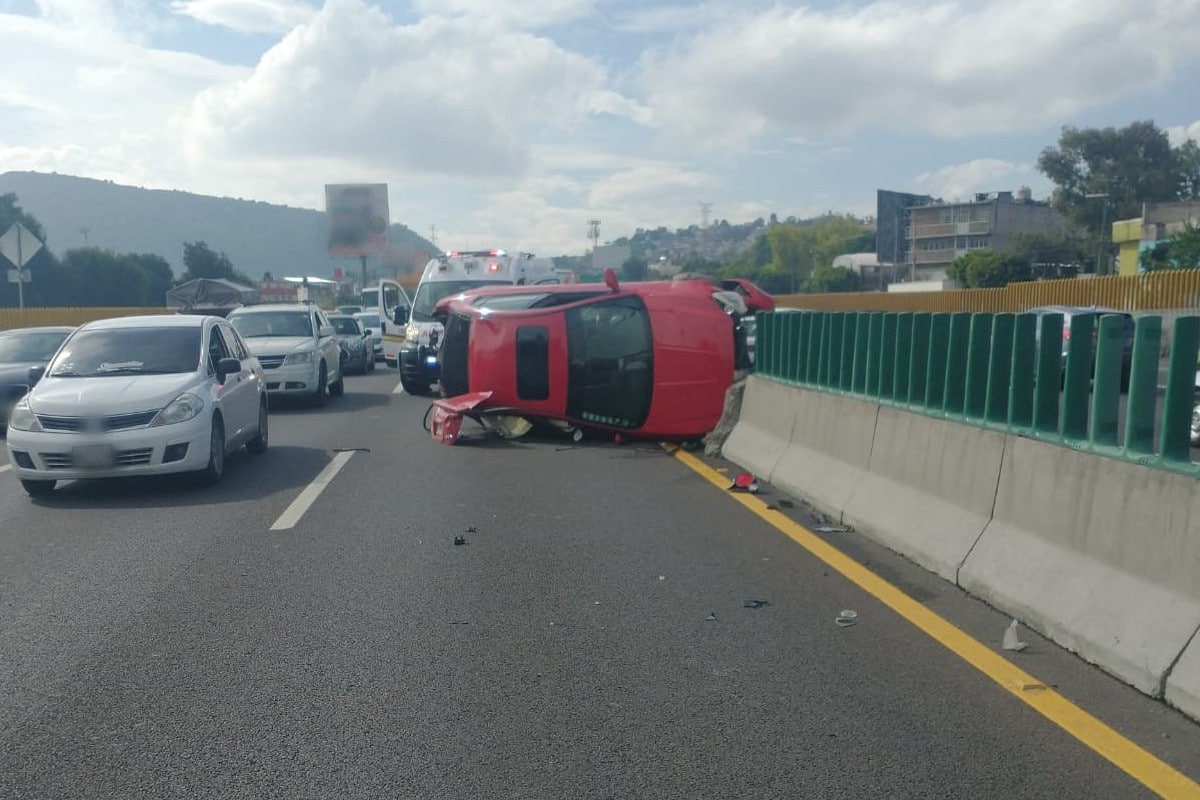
<box><xmin>0</xmin><ymin>171</ymin><xmax>437</xmax><ymax>280</ymax></box>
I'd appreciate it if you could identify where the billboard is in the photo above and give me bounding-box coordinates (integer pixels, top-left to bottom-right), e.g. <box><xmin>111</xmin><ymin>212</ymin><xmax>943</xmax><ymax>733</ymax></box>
<box><xmin>325</xmin><ymin>183</ymin><xmax>390</xmax><ymax>258</ymax></box>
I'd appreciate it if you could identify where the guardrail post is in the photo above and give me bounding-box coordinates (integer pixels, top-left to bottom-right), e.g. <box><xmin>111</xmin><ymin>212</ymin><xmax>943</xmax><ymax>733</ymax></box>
<box><xmin>1088</xmin><ymin>314</ymin><xmax>1124</xmax><ymax>449</ymax></box>
<box><xmin>852</xmin><ymin>312</ymin><xmax>870</xmax><ymax>394</ymax></box>
<box><xmin>985</xmin><ymin>313</ymin><xmax>1014</xmax><ymax>425</ymax></box>
<box><xmin>893</xmin><ymin>313</ymin><xmax>913</xmax><ymax>403</ymax></box>
<box><xmin>879</xmin><ymin>313</ymin><xmax>898</xmax><ymax>400</ymax></box>
<box><xmin>1123</xmin><ymin>315</ymin><xmax>1161</xmax><ymax>456</ymax></box>
<box><xmin>1160</xmin><ymin>316</ymin><xmax>1199</xmax><ymax>464</ymax></box>
<box><xmin>1008</xmin><ymin>313</ymin><xmax>1036</xmax><ymax>431</ymax></box>
<box><xmin>1061</xmin><ymin>313</ymin><xmax>1094</xmax><ymax>442</ymax></box>
<box><xmin>865</xmin><ymin>312</ymin><xmax>884</xmax><ymax>397</ymax></box>
<box><xmin>1033</xmin><ymin>312</ymin><xmax>1063</xmax><ymax>435</ymax></box>
<box><xmin>806</xmin><ymin>312</ymin><xmax>825</xmax><ymax>385</ymax></box>
<box><xmin>908</xmin><ymin>313</ymin><xmax>931</xmax><ymax>408</ymax></box>
<box><xmin>925</xmin><ymin>313</ymin><xmax>951</xmax><ymax>412</ymax></box>
<box><xmin>943</xmin><ymin>312</ymin><xmax>972</xmax><ymax>416</ymax></box>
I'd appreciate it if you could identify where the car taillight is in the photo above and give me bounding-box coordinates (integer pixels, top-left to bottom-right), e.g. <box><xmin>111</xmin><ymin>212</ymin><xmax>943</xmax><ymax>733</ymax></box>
<box><xmin>488</xmin><ymin>262</ymin><xmax>500</xmax><ymax>272</ymax></box>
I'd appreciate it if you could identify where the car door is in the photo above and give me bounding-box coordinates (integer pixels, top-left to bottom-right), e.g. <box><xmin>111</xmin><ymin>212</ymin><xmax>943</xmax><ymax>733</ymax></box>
<box><xmin>314</xmin><ymin>309</ymin><xmax>339</xmax><ymax>380</ymax></box>
<box><xmin>209</xmin><ymin>322</ymin><xmax>256</xmax><ymax>443</ymax></box>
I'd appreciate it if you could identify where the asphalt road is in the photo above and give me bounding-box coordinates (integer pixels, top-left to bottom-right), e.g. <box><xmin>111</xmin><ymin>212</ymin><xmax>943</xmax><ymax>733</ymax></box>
<box><xmin>2</xmin><ymin>370</ymin><xmax>1199</xmax><ymax>799</ymax></box>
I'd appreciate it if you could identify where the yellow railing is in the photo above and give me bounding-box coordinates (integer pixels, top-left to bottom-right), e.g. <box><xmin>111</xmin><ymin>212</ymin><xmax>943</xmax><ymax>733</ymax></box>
<box><xmin>776</xmin><ymin>270</ymin><xmax>1200</xmax><ymax>314</ymax></box>
<box><xmin>0</xmin><ymin>307</ymin><xmax>172</xmax><ymax>331</ymax></box>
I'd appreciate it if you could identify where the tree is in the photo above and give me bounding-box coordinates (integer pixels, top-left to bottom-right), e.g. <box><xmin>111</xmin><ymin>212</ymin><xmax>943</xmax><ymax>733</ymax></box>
<box><xmin>180</xmin><ymin>240</ymin><xmax>252</xmax><ymax>285</ymax></box>
<box><xmin>1008</xmin><ymin>232</ymin><xmax>1087</xmax><ymax>279</ymax></box>
<box><xmin>1139</xmin><ymin>223</ymin><xmax>1200</xmax><ymax>271</ymax></box>
<box><xmin>621</xmin><ymin>254</ymin><xmax>648</xmax><ymax>281</ymax></box>
<box><xmin>805</xmin><ymin>264</ymin><xmax>862</xmax><ymax>293</ymax></box>
<box><xmin>947</xmin><ymin>250</ymin><xmax>1032</xmax><ymax>288</ymax></box>
<box><xmin>1178</xmin><ymin>139</ymin><xmax>1200</xmax><ymax>200</ymax></box>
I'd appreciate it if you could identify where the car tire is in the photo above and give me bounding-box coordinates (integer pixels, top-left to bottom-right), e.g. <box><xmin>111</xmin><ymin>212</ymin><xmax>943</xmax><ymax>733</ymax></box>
<box><xmin>312</xmin><ymin>363</ymin><xmax>329</xmax><ymax>407</ymax></box>
<box><xmin>330</xmin><ymin>367</ymin><xmax>345</xmax><ymax>397</ymax></box>
<box><xmin>246</xmin><ymin>400</ymin><xmax>268</xmax><ymax>455</ymax></box>
<box><xmin>20</xmin><ymin>478</ymin><xmax>56</xmax><ymax>497</ymax></box>
<box><xmin>400</xmin><ymin>376</ymin><xmax>431</xmax><ymax>396</ymax></box>
<box><xmin>367</xmin><ymin>357</ymin><xmax>375</xmax><ymax>373</ymax></box>
<box><xmin>197</xmin><ymin>416</ymin><xmax>225</xmax><ymax>486</ymax></box>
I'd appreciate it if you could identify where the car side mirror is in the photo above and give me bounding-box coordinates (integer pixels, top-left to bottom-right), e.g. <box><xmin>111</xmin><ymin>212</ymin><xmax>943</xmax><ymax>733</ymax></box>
<box><xmin>393</xmin><ymin>307</ymin><xmax>409</xmax><ymax>325</ymax></box>
<box><xmin>319</xmin><ymin>324</ymin><xmax>334</xmax><ymax>337</ymax></box>
<box><xmin>28</xmin><ymin>365</ymin><xmax>46</xmax><ymax>384</ymax></box>
<box><xmin>216</xmin><ymin>356</ymin><xmax>241</xmax><ymax>384</ymax></box>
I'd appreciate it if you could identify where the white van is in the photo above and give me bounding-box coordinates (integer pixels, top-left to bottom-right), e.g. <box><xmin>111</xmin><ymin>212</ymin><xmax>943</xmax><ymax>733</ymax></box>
<box><xmin>396</xmin><ymin>249</ymin><xmax>566</xmax><ymax>395</ymax></box>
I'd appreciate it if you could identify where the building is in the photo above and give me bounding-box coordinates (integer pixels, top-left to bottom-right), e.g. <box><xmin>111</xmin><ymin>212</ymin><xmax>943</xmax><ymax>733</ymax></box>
<box><xmin>875</xmin><ymin>190</ymin><xmax>934</xmax><ymax>276</ymax></box>
<box><xmin>1112</xmin><ymin>201</ymin><xmax>1200</xmax><ymax>275</ymax></box>
<box><xmin>905</xmin><ymin>188</ymin><xmax>1069</xmax><ymax>280</ymax></box>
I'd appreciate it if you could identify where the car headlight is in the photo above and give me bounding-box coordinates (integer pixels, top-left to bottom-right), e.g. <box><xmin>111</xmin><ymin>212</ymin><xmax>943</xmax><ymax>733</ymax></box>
<box><xmin>151</xmin><ymin>392</ymin><xmax>204</xmax><ymax>426</ymax></box>
<box><xmin>284</xmin><ymin>349</ymin><xmax>315</xmax><ymax>365</ymax></box>
<box><xmin>406</xmin><ymin>323</ymin><xmax>420</xmax><ymax>343</ymax></box>
<box><xmin>7</xmin><ymin>398</ymin><xmax>42</xmax><ymax>432</ymax></box>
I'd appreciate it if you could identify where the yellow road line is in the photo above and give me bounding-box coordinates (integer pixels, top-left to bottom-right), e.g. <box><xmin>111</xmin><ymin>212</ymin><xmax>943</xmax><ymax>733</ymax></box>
<box><xmin>668</xmin><ymin>446</ymin><xmax>1200</xmax><ymax>799</ymax></box>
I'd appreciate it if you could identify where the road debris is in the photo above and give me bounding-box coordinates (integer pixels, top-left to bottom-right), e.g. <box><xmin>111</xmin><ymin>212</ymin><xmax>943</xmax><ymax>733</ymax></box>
<box><xmin>743</xmin><ymin>599</ymin><xmax>770</xmax><ymax>609</ymax></box>
<box><xmin>1003</xmin><ymin>619</ymin><xmax>1028</xmax><ymax>652</ymax></box>
<box><xmin>453</xmin><ymin>536</ymin><xmax>467</xmax><ymax>546</ymax></box>
<box><xmin>835</xmin><ymin>609</ymin><xmax>858</xmax><ymax>627</ymax></box>
<box><xmin>333</xmin><ymin>447</ymin><xmax>371</xmax><ymax>453</ymax></box>
<box><xmin>729</xmin><ymin>471</ymin><xmax>760</xmax><ymax>493</ymax></box>
<box><xmin>778</xmin><ymin>499</ymin><xmax>795</xmax><ymax>509</ymax></box>
<box><xmin>465</xmin><ymin>526</ymin><xmax>478</xmax><ymax>533</ymax></box>
<box><xmin>705</xmin><ymin>612</ymin><xmax>718</xmax><ymax>622</ymax></box>
<box><xmin>816</xmin><ymin>525</ymin><xmax>851</xmax><ymax>534</ymax></box>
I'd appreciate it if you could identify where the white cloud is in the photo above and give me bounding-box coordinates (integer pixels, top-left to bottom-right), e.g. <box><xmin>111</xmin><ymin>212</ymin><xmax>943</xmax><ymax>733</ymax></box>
<box><xmin>635</xmin><ymin>0</ymin><xmax>1200</xmax><ymax>148</ymax></box>
<box><xmin>1167</xmin><ymin>119</ymin><xmax>1200</xmax><ymax>146</ymax></box>
<box><xmin>178</xmin><ymin>0</ymin><xmax>642</xmax><ymax>178</ymax></box>
<box><xmin>410</xmin><ymin>0</ymin><xmax>595</xmax><ymax>28</ymax></box>
<box><xmin>912</xmin><ymin>159</ymin><xmax>1040</xmax><ymax>201</ymax></box>
<box><xmin>172</xmin><ymin>0</ymin><xmax>316</xmax><ymax>34</ymax></box>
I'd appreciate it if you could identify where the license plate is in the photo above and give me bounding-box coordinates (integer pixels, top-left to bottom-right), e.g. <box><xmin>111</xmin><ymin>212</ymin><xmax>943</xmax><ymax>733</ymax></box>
<box><xmin>73</xmin><ymin>444</ymin><xmax>114</xmax><ymax>468</ymax></box>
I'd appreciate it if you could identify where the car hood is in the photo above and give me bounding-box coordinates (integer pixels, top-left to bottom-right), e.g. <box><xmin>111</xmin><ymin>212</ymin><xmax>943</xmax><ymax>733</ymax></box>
<box><xmin>28</xmin><ymin>373</ymin><xmax>198</xmax><ymax>416</ymax></box>
<box><xmin>0</xmin><ymin>362</ymin><xmax>42</xmax><ymax>384</ymax></box>
<box><xmin>241</xmin><ymin>336</ymin><xmax>314</xmax><ymax>356</ymax></box>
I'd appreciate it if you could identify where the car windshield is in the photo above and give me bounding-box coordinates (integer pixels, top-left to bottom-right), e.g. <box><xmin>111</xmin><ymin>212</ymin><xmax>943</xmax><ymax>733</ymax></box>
<box><xmin>0</xmin><ymin>330</ymin><xmax>71</xmax><ymax>363</ymax></box>
<box><xmin>330</xmin><ymin>317</ymin><xmax>359</xmax><ymax>335</ymax></box>
<box><xmin>356</xmin><ymin>314</ymin><xmax>380</xmax><ymax>328</ymax></box>
<box><xmin>565</xmin><ymin>296</ymin><xmax>654</xmax><ymax>429</ymax></box>
<box><xmin>411</xmin><ymin>280</ymin><xmax>510</xmax><ymax>321</ymax></box>
<box><xmin>47</xmin><ymin>327</ymin><xmax>200</xmax><ymax>377</ymax></box>
<box><xmin>230</xmin><ymin>311</ymin><xmax>313</xmax><ymax>338</ymax></box>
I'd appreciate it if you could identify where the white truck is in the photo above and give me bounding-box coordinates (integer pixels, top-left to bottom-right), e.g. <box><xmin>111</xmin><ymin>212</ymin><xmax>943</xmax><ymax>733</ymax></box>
<box><xmin>396</xmin><ymin>249</ymin><xmax>567</xmax><ymax>395</ymax></box>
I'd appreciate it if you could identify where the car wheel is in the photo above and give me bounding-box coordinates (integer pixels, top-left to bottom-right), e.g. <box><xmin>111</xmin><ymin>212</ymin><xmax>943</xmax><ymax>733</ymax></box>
<box><xmin>312</xmin><ymin>363</ymin><xmax>329</xmax><ymax>407</ymax></box>
<box><xmin>20</xmin><ymin>478</ymin><xmax>56</xmax><ymax>497</ymax></box>
<box><xmin>246</xmin><ymin>400</ymin><xmax>268</xmax><ymax>454</ymax></box>
<box><xmin>400</xmin><ymin>376</ymin><xmax>431</xmax><ymax>396</ymax></box>
<box><xmin>197</xmin><ymin>416</ymin><xmax>225</xmax><ymax>486</ymax></box>
<box><xmin>330</xmin><ymin>366</ymin><xmax>345</xmax><ymax>397</ymax></box>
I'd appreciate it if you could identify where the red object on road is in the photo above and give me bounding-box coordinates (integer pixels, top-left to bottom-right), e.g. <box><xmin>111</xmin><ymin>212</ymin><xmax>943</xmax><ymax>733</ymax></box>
<box><xmin>427</xmin><ymin>391</ymin><xmax>492</xmax><ymax>445</ymax></box>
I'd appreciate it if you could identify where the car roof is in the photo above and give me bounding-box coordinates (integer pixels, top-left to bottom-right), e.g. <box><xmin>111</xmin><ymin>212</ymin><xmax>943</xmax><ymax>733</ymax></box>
<box><xmin>0</xmin><ymin>325</ymin><xmax>75</xmax><ymax>335</ymax></box>
<box><xmin>229</xmin><ymin>303</ymin><xmax>316</xmax><ymax>314</ymax></box>
<box><xmin>437</xmin><ymin>278</ymin><xmax>728</xmax><ymax>317</ymax></box>
<box><xmin>78</xmin><ymin>314</ymin><xmax>214</xmax><ymax>331</ymax></box>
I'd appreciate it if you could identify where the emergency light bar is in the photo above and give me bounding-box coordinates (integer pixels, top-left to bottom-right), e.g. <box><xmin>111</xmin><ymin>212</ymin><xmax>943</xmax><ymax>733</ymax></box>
<box><xmin>446</xmin><ymin>249</ymin><xmax>506</xmax><ymax>258</ymax></box>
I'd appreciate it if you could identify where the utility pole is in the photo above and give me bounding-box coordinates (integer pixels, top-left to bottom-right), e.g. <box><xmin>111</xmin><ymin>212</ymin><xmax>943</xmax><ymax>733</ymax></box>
<box><xmin>429</xmin><ymin>225</ymin><xmax>437</xmax><ymax>248</ymax></box>
<box><xmin>1085</xmin><ymin>193</ymin><xmax>1110</xmax><ymax>274</ymax></box>
<box><xmin>587</xmin><ymin>219</ymin><xmax>601</xmax><ymax>269</ymax></box>
<box><xmin>698</xmin><ymin>201</ymin><xmax>713</xmax><ymax>228</ymax></box>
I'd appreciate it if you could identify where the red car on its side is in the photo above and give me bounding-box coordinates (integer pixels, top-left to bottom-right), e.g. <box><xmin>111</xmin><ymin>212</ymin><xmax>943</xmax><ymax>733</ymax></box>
<box><xmin>427</xmin><ymin>272</ymin><xmax>770</xmax><ymax>442</ymax></box>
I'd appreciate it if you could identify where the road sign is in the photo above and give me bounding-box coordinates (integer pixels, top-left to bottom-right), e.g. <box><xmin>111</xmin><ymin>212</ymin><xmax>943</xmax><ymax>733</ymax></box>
<box><xmin>7</xmin><ymin>268</ymin><xmax>31</xmax><ymax>283</ymax></box>
<box><xmin>0</xmin><ymin>222</ymin><xmax>44</xmax><ymax>269</ymax></box>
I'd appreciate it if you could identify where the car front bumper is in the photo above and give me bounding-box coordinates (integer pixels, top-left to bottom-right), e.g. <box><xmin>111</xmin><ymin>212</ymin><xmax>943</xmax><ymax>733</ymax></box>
<box><xmin>260</xmin><ymin>361</ymin><xmax>321</xmax><ymax>395</ymax></box>
<box><xmin>399</xmin><ymin>345</ymin><xmax>441</xmax><ymax>383</ymax></box>
<box><xmin>6</xmin><ymin>416</ymin><xmax>212</xmax><ymax>481</ymax></box>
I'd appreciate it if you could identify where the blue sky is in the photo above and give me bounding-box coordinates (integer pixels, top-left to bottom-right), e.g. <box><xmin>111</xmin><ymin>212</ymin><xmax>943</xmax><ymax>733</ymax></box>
<box><xmin>1</xmin><ymin>0</ymin><xmax>1198</xmax><ymax>256</ymax></box>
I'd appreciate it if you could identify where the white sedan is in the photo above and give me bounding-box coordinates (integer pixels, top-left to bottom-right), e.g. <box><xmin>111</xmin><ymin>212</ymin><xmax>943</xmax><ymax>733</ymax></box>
<box><xmin>5</xmin><ymin>314</ymin><xmax>268</xmax><ymax>497</ymax></box>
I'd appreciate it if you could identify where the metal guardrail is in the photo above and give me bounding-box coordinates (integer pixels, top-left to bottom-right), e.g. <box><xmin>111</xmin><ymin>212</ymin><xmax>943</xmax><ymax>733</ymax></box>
<box><xmin>0</xmin><ymin>307</ymin><xmax>171</xmax><ymax>331</ymax></box>
<box><xmin>754</xmin><ymin>309</ymin><xmax>1200</xmax><ymax>473</ymax></box>
<box><xmin>775</xmin><ymin>269</ymin><xmax>1200</xmax><ymax>313</ymax></box>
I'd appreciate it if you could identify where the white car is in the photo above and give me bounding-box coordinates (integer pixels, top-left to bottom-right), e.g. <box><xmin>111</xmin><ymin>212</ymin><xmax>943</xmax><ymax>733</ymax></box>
<box><xmin>227</xmin><ymin>303</ymin><xmax>343</xmax><ymax>405</ymax></box>
<box><xmin>354</xmin><ymin>310</ymin><xmax>384</xmax><ymax>362</ymax></box>
<box><xmin>5</xmin><ymin>314</ymin><xmax>268</xmax><ymax>497</ymax></box>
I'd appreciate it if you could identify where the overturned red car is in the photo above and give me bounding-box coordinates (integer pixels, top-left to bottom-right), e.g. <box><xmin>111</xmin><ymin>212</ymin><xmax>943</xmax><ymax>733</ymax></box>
<box><xmin>425</xmin><ymin>271</ymin><xmax>771</xmax><ymax>444</ymax></box>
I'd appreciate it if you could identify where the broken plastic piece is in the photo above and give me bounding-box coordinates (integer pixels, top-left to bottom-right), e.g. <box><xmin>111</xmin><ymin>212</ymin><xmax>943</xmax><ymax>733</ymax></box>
<box><xmin>743</xmin><ymin>599</ymin><xmax>770</xmax><ymax>609</ymax></box>
<box><xmin>453</xmin><ymin>536</ymin><xmax>467</xmax><ymax>546</ymax></box>
<box><xmin>1003</xmin><ymin>619</ymin><xmax>1028</xmax><ymax>652</ymax></box>
<box><xmin>705</xmin><ymin>612</ymin><xmax>718</xmax><ymax>621</ymax></box>
<box><xmin>730</xmin><ymin>471</ymin><xmax>759</xmax><ymax>493</ymax></box>
<box><xmin>835</xmin><ymin>609</ymin><xmax>858</xmax><ymax>627</ymax></box>
<box><xmin>572</xmin><ymin>428</ymin><xmax>584</xmax><ymax>443</ymax></box>
<box><xmin>816</xmin><ymin>525</ymin><xmax>851</xmax><ymax>533</ymax></box>
<box><xmin>465</xmin><ymin>526</ymin><xmax>478</xmax><ymax>533</ymax></box>
<box><xmin>778</xmin><ymin>499</ymin><xmax>795</xmax><ymax>509</ymax></box>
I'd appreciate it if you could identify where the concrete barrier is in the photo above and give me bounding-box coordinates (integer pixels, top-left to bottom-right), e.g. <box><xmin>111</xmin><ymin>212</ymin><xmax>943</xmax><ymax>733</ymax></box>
<box><xmin>841</xmin><ymin>406</ymin><xmax>1005</xmax><ymax>582</ymax></box>
<box><xmin>721</xmin><ymin>376</ymin><xmax>798</xmax><ymax>483</ymax></box>
<box><xmin>959</xmin><ymin>436</ymin><xmax>1200</xmax><ymax>697</ymax></box>
<box><xmin>1167</xmin><ymin>636</ymin><xmax>1200</xmax><ymax>720</ymax></box>
<box><xmin>769</xmin><ymin>388</ymin><xmax>877</xmax><ymax>522</ymax></box>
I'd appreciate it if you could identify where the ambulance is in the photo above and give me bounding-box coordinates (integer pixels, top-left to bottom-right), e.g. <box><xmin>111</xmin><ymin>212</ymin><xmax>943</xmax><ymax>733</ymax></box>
<box><xmin>396</xmin><ymin>249</ymin><xmax>568</xmax><ymax>396</ymax></box>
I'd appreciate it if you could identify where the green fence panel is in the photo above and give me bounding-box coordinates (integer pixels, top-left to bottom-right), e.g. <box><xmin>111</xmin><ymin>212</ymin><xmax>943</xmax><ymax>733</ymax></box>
<box><xmin>851</xmin><ymin>312</ymin><xmax>870</xmax><ymax>394</ymax></box>
<box><xmin>942</xmin><ymin>312</ymin><xmax>972</xmax><ymax>415</ymax></box>
<box><xmin>879</xmin><ymin>313</ymin><xmax>898</xmax><ymax>400</ymax></box>
<box><xmin>1060</xmin><ymin>313</ymin><xmax>1094</xmax><ymax>442</ymax></box>
<box><xmin>909</xmin><ymin>313</ymin><xmax>932</xmax><ymax>408</ymax></box>
<box><xmin>925</xmin><ymin>313</ymin><xmax>951</xmax><ymax>413</ymax></box>
<box><xmin>1123</xmin><ymin>315</ymin><xmax>1161</xmax><ymax>456</ymax></box>
<box><xmin>822</xmin><ymin>313</ymin><xmax>840</xmax><ymax>389</ymax></box>
<box><xmin>806</xmin><ymin>312</ymin><xmax>824</xmax><ymax>385</ymax></box>
<box><xmin>785</xmin><ymin>312</ymin><xmax>803</xmax><ymax>383</ymax></box>
<box><xmin>1160</xmin><ymin>316</ymin><xmax>1200</xmax><ymax>464</ymax></box>
<box><xmin>1008</xmin><ymin>313</ymin><xmax>1036</xmax><ymax>431</ymax></box>
<box><xmin>756</xmin><ymin>312</ymin><xmax>773</xmax><ymax>377</ymax></box>
<box><xmin>985</xmin><ymin>314</ymin><xmax>1013</xmax><ymax>425</ymax></box>
<box><xmin>841</xmin><ymin>313</ymin><xmax>857</xmax><ymax>392</ymax></box>
<box><xmin>865</xmin><ymin>312</ymin><xmax>884</xmax><ymax>397</ymax></box>
<box><xmin>1033</xmin><ymin>312</ymin><xmax>1063</xmax><ymax>436</ymax></box>
<box><xmin>964</xmin><ymin>313</ymin><xmax>993</xmax><ymax>420</ymax></box>
<box><xmin>1088</xmin><ymin>314</ymin><xmax>1125</xmax><ymax>449</ymax></box>
<box><xmin>773</xmin><ymin>311</ymin><xmax>787</xmax><ymax>379</ymax></box>
<box><xmin>893</xmin><ymin>313</ymin><xmax>913</xmax><ymax>404</ymax></box>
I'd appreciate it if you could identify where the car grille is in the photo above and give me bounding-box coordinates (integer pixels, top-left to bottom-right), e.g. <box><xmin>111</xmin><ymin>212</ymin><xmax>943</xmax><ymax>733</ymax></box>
<box><xmin>258</xmin><ymin>355</ymin><xmax>286</xmax><ymax>370</ymax></box>
<box><xmin>440</xmin><ymin>313</ymin><xmax>471</xmax><ymax>397</ymax></box>
<box><xmin>36</xmin><ymin>410</ymin><xmax>158</xmax><ymax>433</ymax></box>
<box><xmin>39</xmin><ymin>448</ymin><xmax>155</xmax><ymax>469</ymax></box>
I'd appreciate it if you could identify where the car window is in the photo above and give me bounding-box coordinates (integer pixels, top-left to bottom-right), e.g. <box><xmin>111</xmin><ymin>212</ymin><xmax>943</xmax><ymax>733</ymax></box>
<box><xmin>217</xmin><ymin>324</ymin><xmax>247</xmax><ymax>360</ymax></box>
<box><xmin>356</xmin><ymin>314</ymin><xmax>380</xmax><ymax>328</ymax></box>
<box><xmin>208</xmin><ymin>325</ymin><xmax>231</xmax><ymax>372</ymax></box>
<box><xmin>0</xmin><ymin>330</ymin><xmax>71</xmax><ymax>362</ymax></box>
<box><xmin>565</xmin><ymin>296</ymin><xmax>654</xmax><ymax>429</ymax></box>
<box><xmin>411</xmin><ymin>280</ymin><xmax>511</xmax><ymax>321</ymax></box>
<box><xmin>230</xmin><ymin>311</ymin><xmax>313</xmax><ymax>338</ymax></box>
<box><xmin>49</xmin><ymin>327</ymin><xmax>202</xmax><ymax>377</ymax></box>
<box><xmin>516</xmin><ymin>326</ymin><xmax>550</xmax><ymax>400</ymax></box>
<box><xmin>331</xmin><ymin>317</ymin><xmax>360</xmax><ymax>335</ymax></box>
